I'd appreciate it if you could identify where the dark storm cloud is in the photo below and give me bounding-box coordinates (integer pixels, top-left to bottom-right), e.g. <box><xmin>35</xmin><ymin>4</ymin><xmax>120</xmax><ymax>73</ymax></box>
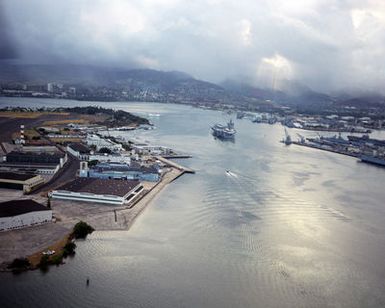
<box><xmin>0</xmin><ymin>3</ymin><xmax>18</xmax><ymax>59</ymax></box>
<box><xmin>2</xmin><ymin>0</ymin><xmax>385</xmax><ymax>93</ymax></box>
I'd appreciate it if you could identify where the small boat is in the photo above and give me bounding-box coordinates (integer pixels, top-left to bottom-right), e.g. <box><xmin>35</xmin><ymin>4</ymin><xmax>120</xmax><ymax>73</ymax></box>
<box><xmin>42</xmin><ymin>250</ymin><xmax>55</xmax><ymax>256</ymax></box>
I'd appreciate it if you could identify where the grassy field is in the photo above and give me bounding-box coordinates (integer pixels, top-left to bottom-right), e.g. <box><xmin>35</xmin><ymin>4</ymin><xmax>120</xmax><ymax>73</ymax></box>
<box><xmin>43</xmin><ymin>119</ymin><xmax>88</xmax><ymax>125</ymax></box>
<box><xmin>11</xmin><ymin>129</ymin><xmax>41</xmax><ymax>141</ymax></box>
<box><xmin>48</xmin><ymin>137</ymin><xmax>84</xmax><ymax>144</ymax></box>
<box><xmin>0</xmin><ymin>111</ymin><xmax>69</xmax><ymax>119</ymax></box>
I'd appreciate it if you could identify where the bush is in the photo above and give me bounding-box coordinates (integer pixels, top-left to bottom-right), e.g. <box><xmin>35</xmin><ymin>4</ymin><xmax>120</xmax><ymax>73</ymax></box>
<box><xmin>39</xmin><ymin>255</ymin><xmax>50</xmax><ymax>271</ymax></box>
<box><xmin>51</xmin><ymin>253</ymin><xmax>63</xmax><ymax>266</ymax></box>
<box><xmin>72</xmin><ymin>221</ymin><xmax>94</xmax><ymax>239</ymax></box>
<box><xmin>98</xmin><ymin>147</ymin><xmax>112</xmax><ymax>154</ymax></box>
<box><xmin>88</xmin><ymin>160</ymin><xmax>99</xmax><ymax>167</ymax></box>
<box><xmin>63</xmin><ymin>242</ymin><xmax>76</xmax><ymax>257</ymax></box>
<box><xmin>8</xmin><ymin>258</ymin><xmax>30</xmax><ymax>270</ymax></box>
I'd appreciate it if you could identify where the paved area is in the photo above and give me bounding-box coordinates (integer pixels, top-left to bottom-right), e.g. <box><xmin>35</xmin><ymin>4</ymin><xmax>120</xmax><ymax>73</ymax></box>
<box><xmin>0</xmin><ymin>223</ymin><xmax>72</xmax><ymax>266</ymax></box>
<box><xmin>0</xmin><ymin>167</ymin><xmax>184</xmax><ymax>267</ymax></box>
<box><xmin>32</xmin><ymin>154</ymin><xmax>80</xmax><ymax>195</ymax></box>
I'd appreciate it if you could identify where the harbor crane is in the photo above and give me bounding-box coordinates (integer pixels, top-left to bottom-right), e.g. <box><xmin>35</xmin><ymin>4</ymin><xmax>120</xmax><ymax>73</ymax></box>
<box><xmin>297</xmin><ymin>133</ymin><xmax>306</xmax><ymax>144</ymax></box>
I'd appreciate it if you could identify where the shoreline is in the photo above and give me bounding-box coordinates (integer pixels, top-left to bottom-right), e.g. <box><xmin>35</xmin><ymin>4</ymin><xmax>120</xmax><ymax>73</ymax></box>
<box><xmin>0</xmin><ymin>159</ymin><xmax>192</xmax><ymax>272</ymax></box>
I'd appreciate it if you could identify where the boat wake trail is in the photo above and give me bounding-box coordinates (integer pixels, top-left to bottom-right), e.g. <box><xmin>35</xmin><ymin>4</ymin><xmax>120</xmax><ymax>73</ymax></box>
<box><xmin>226</xmin><ymin>170</ymin><xmax>238</xmax><ymax>178</ymax></box>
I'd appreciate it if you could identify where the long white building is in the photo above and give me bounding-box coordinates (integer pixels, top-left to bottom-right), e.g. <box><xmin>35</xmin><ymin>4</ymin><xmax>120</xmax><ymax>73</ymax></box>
<box><xmin>86</xmin><ymin>134</ymin><xmax>123</xmax><ymax>152</ymax></box>
<box><xmin>0</xmin><ymin>199</ymin><xmax>52</xmax><ymax>232</ymax></box>
<box><xmin>50</xmin><ymin>177</ymin><xmax>143</xmax><ymax>205</ymax></box>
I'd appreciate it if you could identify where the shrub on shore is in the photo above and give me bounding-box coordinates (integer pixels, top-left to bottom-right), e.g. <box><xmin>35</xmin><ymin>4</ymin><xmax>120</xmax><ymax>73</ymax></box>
<box><xmin>50</xmin><ymin>253</ymin><xmax>64</xmax><ymax>266</ymax></box>
<box><xmin>39</xmin><ymin>255</ymin><xmax>50</xmax><ymax>272</ymax></box>
<box><xmin>72</xmin><ymin>221</ymin><xmax>94</xmax><ymax>239</ymax></box>
<box><xmin>63</xmin><ymin>242</ymin><xmax>76</xmax><ymax>257</ymax></box>
<box><xmin>8</xmin><ymin>258</ymin><xmax>30</xmax><ymax>271</ymax></box>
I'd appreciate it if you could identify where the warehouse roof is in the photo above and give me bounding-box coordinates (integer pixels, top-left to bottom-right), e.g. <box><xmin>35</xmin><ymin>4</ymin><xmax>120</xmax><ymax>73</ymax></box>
<box><xmin>0</xmin><ymin>172</ymin><xmax>37</xmax><ymax>181</ymax></box>
<box><xmin>0</xmin><ymin>199</ymin><xmax>50</xmax><ymax>218</ymax></box>
<box><xmin>56</xmin><ymin>178</ymin><xmax>140</xmax><ymax>197</ymax></box>
<box><xmin>68</xmin><ymin>143</ymin><xmax>91</xmax><ymax>154</ymax></box>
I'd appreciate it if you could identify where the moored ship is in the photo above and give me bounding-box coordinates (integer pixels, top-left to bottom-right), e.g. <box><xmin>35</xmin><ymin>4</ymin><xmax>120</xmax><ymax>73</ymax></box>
<box><xmin>360</xmin><ymin>155</ymin><xmax>385</xmax><ymax>167</ymax></box>
<box><xmin>211</xmin><ymin>119</ymin><xmax>236</xmax><ymax>139</ymax></box>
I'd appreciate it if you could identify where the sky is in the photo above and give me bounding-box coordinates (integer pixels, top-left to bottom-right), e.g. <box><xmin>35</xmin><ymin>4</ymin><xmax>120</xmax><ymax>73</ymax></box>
<box><xmin>1</xmin><ymin>0</ymin><xmax>385</xmax><ymax>94</ymax></box>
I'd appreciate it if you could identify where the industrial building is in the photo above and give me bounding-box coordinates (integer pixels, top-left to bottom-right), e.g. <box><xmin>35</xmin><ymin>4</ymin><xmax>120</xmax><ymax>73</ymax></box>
<box><xmin>0</xmin><ymin>172</ymin><xmax>45</xmax><ymax>193</ymax></box>
<box><xmin>3</xmin><ymin>150</ymin><xmax>68</xmax><ymax>175</ymax></box>
<box><xmin>80</xmin><ymin>161</ymin><xmax>160</xmax><ymax>182</ymax></box>
<box><xmin>6</xmin><ymin>150</ymin><xmax>67</xmax><ymax>166</ymax></box>
<box><xmin>131</xmin><ymin>144</ymin><xmax>172</xmax><ymax>155</ymax></box>
<box><xmin>0</xmin><ymin>199</ymin><xmax>52</xmax><ymax>232</ymax></box>
<box><xmin>89</xmin><ymin>153</ymin><xmax>131</xmax><ymax>164</ymax></box>
<box><xmin>67</xmin><ymin>143</ymin><xmax>91</xmax><ymax>160</ymax></box>
<box><xmin>50</xmin><ymin>177</ymin><xmax>144</xmax><ymax>205</ymax></box>
<box><xmin>86</xmin><ymin>134</ymin><xmax>123</xmax><ymax>152</ymax></box>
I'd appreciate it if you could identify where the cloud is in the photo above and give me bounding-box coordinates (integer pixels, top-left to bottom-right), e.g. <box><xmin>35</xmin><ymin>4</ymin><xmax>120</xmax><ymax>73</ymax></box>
<box><xmin>2</xmin><ymin>0</ymin><xmax>385</xmax><ymax>93</ymax></box>
<box><xmin>0</xmin><ymin>2</ymin><xmax>18</xmax><ymax>59</ymax></box>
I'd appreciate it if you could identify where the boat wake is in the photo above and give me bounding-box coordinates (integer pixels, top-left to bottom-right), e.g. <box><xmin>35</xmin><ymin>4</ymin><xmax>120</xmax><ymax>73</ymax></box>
<box><xmin>226</xmin><ymin>170</ymin><xmax>238</xmax><ymax>178</ymax></box>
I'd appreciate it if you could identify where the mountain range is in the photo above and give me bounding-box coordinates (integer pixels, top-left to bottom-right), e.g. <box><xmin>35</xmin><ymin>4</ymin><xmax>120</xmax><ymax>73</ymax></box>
<box><xmin>0</xmin><ymin>63</ymin><xmax>384</xmax><ymax>110</ymax></box>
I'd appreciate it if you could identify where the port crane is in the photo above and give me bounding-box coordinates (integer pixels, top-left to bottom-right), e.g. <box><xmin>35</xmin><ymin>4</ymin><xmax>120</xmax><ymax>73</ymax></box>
<box><xmin>283</xmin><ymin>128</ymin><xmax>292</xmax><ymax>145</ymax></box>
<box><xmin>296</xmin><ymin>133</ymin><xmax>306</xmax><ymax>144</ymax></box>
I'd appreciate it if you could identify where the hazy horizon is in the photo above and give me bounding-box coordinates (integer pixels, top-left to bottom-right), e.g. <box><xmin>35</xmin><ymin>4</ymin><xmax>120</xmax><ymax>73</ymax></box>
<box><xmin>1</xmin><ymin>0</ymin><xmax>385</xmax><ymax>94</ymax></box>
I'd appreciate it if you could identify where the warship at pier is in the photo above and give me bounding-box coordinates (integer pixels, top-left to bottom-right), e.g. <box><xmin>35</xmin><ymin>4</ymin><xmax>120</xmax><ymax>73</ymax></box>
<box><xmin>211</xmin><ymin>119</ymin><xmax>236</xmax><ymax>139</ymax></box>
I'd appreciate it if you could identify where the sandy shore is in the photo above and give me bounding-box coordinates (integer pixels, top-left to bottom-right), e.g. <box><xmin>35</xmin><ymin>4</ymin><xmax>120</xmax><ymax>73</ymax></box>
<box><xmin>0</xmin><ymin>165</ymin><xmax>187</xmax><ymax>269</ymax></box>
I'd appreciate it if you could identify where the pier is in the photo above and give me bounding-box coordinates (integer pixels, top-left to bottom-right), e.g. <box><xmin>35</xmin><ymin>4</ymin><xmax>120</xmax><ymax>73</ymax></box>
<box><xmin>156</xmin><ymin>156</ymin><xmax>195</xmax><ymax>174</ymax></box>
<box><xmin>292</xmin><ymin>141</ymin><xmax>359</xmax><ymax>158</ymax></box>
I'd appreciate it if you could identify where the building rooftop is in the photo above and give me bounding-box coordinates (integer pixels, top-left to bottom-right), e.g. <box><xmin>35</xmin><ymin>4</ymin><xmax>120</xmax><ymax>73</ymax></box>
<box><xmin>68</xmin><ymin>143</ymin><xmax>91</xmax><ymax>154</ymax></box>
<box><xmin>56</xmin><ymin>178</ymin><xmax>140</xmax><ymax>197</ymax></box>
<box><xmin>0</xmin><ymin>199</ymin><xmax>50</xmax><ymax>218</ymax></box>
<box><xmin>7</xmin><ymin>151</ymin><xmax>65</xmax><ymax>159</ymax></box>
<box><xmin>92</xmin><ymin>162</ymin><xmax>159</xmax><ymax>174</ymax></box>
<box><xmin>0</xmin><ymin>172</ymin><xmax>37</xmax><ymax>181</ymax></box>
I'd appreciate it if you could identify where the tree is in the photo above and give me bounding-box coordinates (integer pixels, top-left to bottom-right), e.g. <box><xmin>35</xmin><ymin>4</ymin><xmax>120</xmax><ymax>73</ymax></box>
<box><xmin>39</xmin><ymin>255</ymin><xmax>49</xmax><ymax>272</ymax></box>
<box><xmin>63</xmin><ymin>242</ymin><xmax>77</xmax><ymax>257</ymax></box>
<box><xmin>8</xmin><ymin>258</ymin><xmax>30</xmax><ymax>270</ymax></box>
<box><xmin>99</xmin><ymin>147</ymin><xmax>112</xmax><ymax>154</ymax></box>
<box><xmin>72</xmin><ymin>221</ymin><xmax>94</xmax><ymax>239</ymax></box>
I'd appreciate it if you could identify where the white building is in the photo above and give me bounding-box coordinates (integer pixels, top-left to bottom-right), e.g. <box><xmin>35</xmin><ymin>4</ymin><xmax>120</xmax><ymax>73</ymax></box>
<box><xmin>50</xmin><ymin>177</ymin><xmax>143</xmax><ymax>205</ymax></box>
<box><xmin>89</xmin><ymin>153</ymin><xmax>131</xmax><ymax>164</ymax></box>
<box><xmin>131</xmin><ymin>144</ymin><xmax>172</xmax><ymax>155</ymax></box>
<box><xmin>0</xmin><ymin>199</ymin><xmax>52</xmax><ymax>232</ymax></box>
<box><xmin>86</xmin><ymin>134</ymin><xmax>123</xmax><ymax>152</ymax></box>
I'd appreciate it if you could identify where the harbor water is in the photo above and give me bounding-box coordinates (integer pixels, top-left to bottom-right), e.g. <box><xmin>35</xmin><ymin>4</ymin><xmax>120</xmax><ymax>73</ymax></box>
<box><xmin>1</xmin><ymin>97</ymin><xmax>385</xmax><ymax>307</ymax></box>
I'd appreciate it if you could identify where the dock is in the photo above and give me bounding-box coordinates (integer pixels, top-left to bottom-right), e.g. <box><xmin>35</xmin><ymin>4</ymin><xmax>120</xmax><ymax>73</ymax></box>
<box><xmin>161</xmin><ymin>154</ymin><xmax>192</xmax><ymax>159</ymax></box>
<box><xmin>156</xmin><ymin>156</ymin><xmax>195</xmax><ymax>174</ymax></box>
<box><xmin>292</xmin><ymin>141</ymin><xmax>359</xmax><ymax>158</ymax></box>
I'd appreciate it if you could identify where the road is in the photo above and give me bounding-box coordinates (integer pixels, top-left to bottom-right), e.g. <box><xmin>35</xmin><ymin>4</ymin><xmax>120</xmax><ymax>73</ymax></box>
<box><xmin>32</xmin><ymin>153</ymin><xmax>80</xmax><ymax>195</ymax></box>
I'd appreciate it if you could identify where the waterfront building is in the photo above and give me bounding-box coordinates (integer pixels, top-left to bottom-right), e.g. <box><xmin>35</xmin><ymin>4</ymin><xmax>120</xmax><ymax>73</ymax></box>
<box><xmin>80</xmin><ymin>161</ymin><xmax>160</xmax><ymax>182</ymax></box>
<box><xmin>86</xmin><ymin>134</ymin><xmax>123</xmax><ymax>152</ymax></box>
<box><xmin>131</xmin><ymin>144</ymin><xmax>172</xmax><ymax>156</ymax></box>
<box><xmin>50</xmin><ymin>178</ymin><xmax>144</xmax><ymax>205</ymax></box>
<box><xmin>89</xmin><ymin>153</ymin><xmax>131</xmax><ymax>164</ymax></box>
<box><xmin>0</xmin><ymin>199</ymin><xmax>52</xmax><ymax>232</ymax></box>
<box><xmin>0</xmin><ymin>172</ymin><xmax>45</xmax><ymax>193</ymax></box>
